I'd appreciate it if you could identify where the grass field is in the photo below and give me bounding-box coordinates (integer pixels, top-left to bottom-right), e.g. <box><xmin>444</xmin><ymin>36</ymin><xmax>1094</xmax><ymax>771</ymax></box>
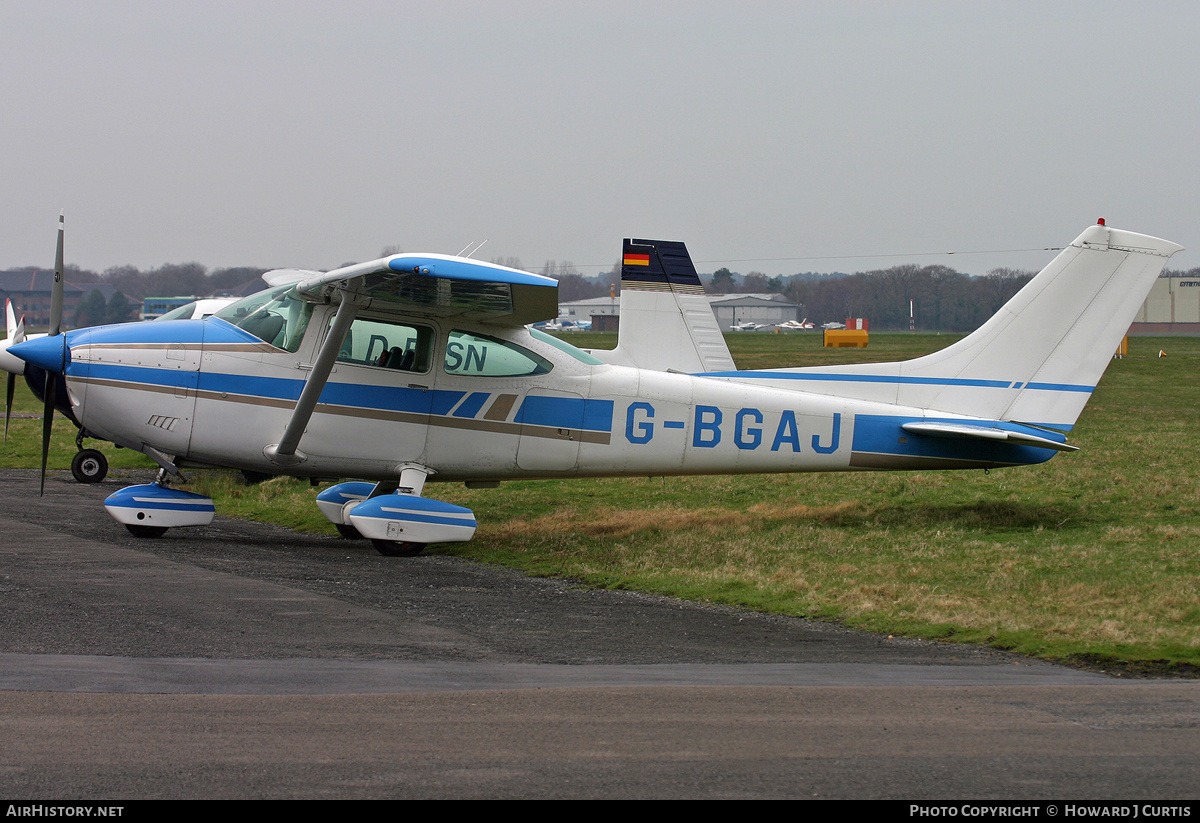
<box><xmin>4</xmin><ymin>331</ymin><xmax>1198</xmax><ymax>672</ymax></box>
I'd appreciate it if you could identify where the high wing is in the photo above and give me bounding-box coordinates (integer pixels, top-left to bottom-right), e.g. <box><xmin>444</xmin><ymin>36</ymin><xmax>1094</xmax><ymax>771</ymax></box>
<box><xmin>263</xmin><ymin>252</ymin><xmax>559</xmax><ymax>466</ymax></box>
<box><xmin>280</xmin><ymin>254</ymin><xmax>558</xmax><ymax>326</ymax></box>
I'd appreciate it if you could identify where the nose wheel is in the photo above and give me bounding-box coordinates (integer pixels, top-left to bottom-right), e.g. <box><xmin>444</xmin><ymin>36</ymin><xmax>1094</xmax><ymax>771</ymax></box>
<box><xmin>70</xmin><ymin>448</ymin><xmax>108</xmax><ymax>483</ymax></box>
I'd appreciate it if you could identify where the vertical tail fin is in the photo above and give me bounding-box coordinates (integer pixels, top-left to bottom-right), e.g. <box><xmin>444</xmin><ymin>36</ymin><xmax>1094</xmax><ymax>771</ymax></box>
<box><xmin>773</xmin><ymin>223</ymin><xmax>1182</xmax><ymax>428</ymax></box>
<box><xmin>595</xmin><ymin>239</ymin><xmax>735</xmax><ymax>373</ymax></box>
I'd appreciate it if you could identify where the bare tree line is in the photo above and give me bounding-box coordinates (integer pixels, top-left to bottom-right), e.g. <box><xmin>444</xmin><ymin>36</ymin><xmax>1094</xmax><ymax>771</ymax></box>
<box><xmin>10</xmin><ymin>257</ymin><xmax>1196</xmax><ymax>335</ymax></box>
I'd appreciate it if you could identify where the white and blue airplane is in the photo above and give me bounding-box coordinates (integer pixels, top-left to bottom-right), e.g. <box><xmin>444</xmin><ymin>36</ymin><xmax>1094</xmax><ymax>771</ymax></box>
<box><xmin>8</xmin><ymin>218</ymin><xmax>1181</xmax><ymax>556</ymax></box>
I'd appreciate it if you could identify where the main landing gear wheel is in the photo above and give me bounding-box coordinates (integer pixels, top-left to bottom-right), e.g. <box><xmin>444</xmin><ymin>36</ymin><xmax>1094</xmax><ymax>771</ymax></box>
<box><xmin>336</xmin><ymin>523</ymin><xmax>365</xmax><ymax>540</ymax></box>
<box><xmin>371</xmin><ymin>539</ymin><xmax>425</xmax><ymax>557</ymax></box>
<box><xmin>71</xmin><ymin>448</ymin><xmax>108</xmax><ymax>483</ymax></box>
<box><xmin>126</xmin><ymin>524</ymin><xmax>168</xmax><ymax>538</ymax></box>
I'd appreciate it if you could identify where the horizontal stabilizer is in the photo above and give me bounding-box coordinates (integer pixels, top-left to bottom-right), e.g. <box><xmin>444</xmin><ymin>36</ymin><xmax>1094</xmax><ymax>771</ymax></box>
<box><xmin>901</xmin><ymin>421</ymin><xmax>1079</xmax><ymax>452</ymax></box>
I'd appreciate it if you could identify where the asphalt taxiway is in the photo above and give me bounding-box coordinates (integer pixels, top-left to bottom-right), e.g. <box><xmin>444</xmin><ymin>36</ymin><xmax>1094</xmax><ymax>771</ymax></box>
<box><xmin>0</xmin><ymin>469</ymin><xmax>1196</xmax><ymax>799</ymax></box>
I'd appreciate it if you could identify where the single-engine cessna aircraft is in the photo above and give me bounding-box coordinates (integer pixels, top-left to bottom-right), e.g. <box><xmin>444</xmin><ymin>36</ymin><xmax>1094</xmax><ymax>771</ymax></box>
<box><xmin>9</xmin><ymin>217</ymin><xmax>1181</xmax><ymax>556</ymax></box>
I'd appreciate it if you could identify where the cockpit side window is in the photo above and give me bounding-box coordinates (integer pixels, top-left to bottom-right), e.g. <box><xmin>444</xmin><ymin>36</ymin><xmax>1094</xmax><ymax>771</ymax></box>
<box><xmin>214</xmin><ymin>285</ymin><xmax>314</xmax><ymax>353</ymax></box>
<box><xmin>444</xmin><ymin>330</ymin><xmax>552</xmax><ymax>377</ymax></box>
<box><xmin>334</xmin><ymin>316</ymin><xmax>433</xmax><ymax>373</ymax></box>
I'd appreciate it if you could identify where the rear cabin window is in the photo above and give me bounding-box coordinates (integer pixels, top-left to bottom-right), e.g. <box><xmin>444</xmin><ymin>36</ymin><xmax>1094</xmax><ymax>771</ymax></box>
<box><xmin>529</xmin><ymin>327</ymin><xmax>605</xmax><ymax>365</ymax></box>
<box><xmin>444</xmin><ymin>330</ymin><xmax>552</xmax><ymax>377</ymax></box>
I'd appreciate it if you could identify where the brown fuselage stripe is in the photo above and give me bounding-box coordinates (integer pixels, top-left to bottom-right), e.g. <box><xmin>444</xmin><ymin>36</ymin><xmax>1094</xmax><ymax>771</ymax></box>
<box><xmin>74</xmin><ymin>342</ymin><xmax>278</xmax><ymax>354</ymax></box>
<box><xmin>483</xmin><ymin>393</ymin><xmax>518</xmax><ymax>420</ymax></box>
<box><xmin>73</xmin><ymin>377</ymin><xmax>611</xmax><ymax>444</ymax></box>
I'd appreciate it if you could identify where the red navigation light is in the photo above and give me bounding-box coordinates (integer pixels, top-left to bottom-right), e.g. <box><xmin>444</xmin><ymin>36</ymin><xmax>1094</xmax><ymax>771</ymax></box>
<box><xmin>1097</xmin><ymin>218</ymin><xmax>1106</xmax><ymax>226</ymax></box>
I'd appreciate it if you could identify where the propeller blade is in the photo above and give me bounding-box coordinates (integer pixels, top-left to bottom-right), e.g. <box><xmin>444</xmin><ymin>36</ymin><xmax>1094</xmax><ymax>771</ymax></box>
<box><xmin>4</xmin><ymin>371</ymin><xmax>13</xmax><ymax>443</ymax></box>
<box><xmin>50</xmin><ymin>212</ymin><xmax>64</xmax><ymax>337</ymax></box>
<box><xmin>39</xmin><ymin>213</ymin><xmax>66</xmax><ymax>494</ymax></box>
<box><xmin>39</xmin><ymin>372</ymin><xmax>55</xmax><ymax>496</ymax></box>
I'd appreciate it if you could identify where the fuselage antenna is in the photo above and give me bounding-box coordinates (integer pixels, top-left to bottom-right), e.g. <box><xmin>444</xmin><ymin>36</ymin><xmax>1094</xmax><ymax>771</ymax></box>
<box><xmin>464</xmin><ymin>239</ymin><xmax>489</xmax><ymax>259</ymax></box>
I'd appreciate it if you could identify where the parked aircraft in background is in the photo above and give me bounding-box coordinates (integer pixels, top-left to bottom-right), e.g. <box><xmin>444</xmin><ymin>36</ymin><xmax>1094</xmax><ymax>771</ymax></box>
<box><xmin>776</xmin><ymin>318</ymin><xmax>815</xmax><ymax>331</ymax></box>
<box><xmin>1</xmin><ymin>299</ymin><xmax>38</xmax><ymax>442</ymax></box>
<box><xmin>152</xmin><ymin>298</ymin><xmax>236</xmax><ymax>322</ymax></box>
<box><xmin>9</xmin><ymin>218</ymin><xmax>1180</xmax><ymax>556</ymax></box>
<box><xmin>730</xmin><ymin>321</ymin><xmax>767</xmax><ymax>332</ymax></box>
<box><xmin>1</xmin><ymin>298</ymin><xmax>41</xmax><ymax>372</ymax></box>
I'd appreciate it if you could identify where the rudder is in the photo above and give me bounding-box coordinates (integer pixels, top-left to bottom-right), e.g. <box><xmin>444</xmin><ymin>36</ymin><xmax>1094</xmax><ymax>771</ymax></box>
<box><xmin>594</xmin><ymin>239</ymin><xmax>735</xmax><ymax>373</ymax></box>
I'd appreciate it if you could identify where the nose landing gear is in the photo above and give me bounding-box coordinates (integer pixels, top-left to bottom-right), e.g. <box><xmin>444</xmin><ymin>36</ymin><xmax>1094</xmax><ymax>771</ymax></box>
<box><xmin>70</xmin><ymin>430</ymin><xmax>108</xmax><ymax>483</ymax></box>
<box><xmin>70</xmin><ymin>448</ymin><xmax>107</xmax><ymax>483</ymax></box>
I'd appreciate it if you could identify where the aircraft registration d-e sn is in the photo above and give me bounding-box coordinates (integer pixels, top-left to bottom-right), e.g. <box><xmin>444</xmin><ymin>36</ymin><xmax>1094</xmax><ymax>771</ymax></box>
<box><xmin>9</xmin><ymin>218</ymin><xmax>1182</xmax><ymax>556</ymax></box>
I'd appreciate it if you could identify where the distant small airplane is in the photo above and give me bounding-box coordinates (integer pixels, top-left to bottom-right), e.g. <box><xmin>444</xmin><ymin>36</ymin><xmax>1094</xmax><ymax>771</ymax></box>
<box><xmin>152</xmin><ymin>298</ymin><xmax>236</xmax><ymax>322</ymax></box>
<box><xmin>776</xmin><ymin>318</ymin><xmax>814</xmax><ymax>331</ymax></box>
<box><xmin>730</xmin><ymin>321</ymin><xmax>766</xmax><ymax>332</ymax></box>
<box><xmin>1</xmin><ymin>299</ymin><xmax>38</xmax><ymax>367</ymax></box>
<box><xmin>9</xmin><ymin>218</ymin><xmax>1182</xmax><ymax>557</ymax></box>
<box><xmin>0</xmin><ymin>298</ymin><xmax>40</xmax><ymax>442</ymax></box>
<box><xmin>821</xmin><ymin>321</ymin><xmax>845</xmax><ymax>330</ymax></box>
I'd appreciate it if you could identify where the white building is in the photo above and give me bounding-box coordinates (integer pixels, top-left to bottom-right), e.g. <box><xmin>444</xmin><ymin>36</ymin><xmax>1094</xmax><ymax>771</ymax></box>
<box><xmin>706</xmin><ymin>294</ymin><xmax>801</xmax><ymax>330</ymax></box>
<box><xmin>1130</xmin><ymin>274</ymin><xmax>1200</xmax><ymax>334</ymax></box>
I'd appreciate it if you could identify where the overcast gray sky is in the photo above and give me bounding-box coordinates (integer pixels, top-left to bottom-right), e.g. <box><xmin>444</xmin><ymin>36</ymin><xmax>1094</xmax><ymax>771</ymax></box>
<box><xmin>3</xmin><ymin>0</ymin><xmax>1197</xmax><ymax>278</ymax></box>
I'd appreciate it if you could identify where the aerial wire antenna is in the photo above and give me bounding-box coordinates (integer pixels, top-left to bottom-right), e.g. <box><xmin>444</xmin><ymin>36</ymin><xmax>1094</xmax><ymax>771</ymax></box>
<box><xmin>569</xmin><ymin>245</ymin><xmax>1066</xmax><ymax>271</ymax></box>
<box><xmin>455</xmin><ymin>239</ymin><xmax>489</xmax><ymax>259</ymax></box>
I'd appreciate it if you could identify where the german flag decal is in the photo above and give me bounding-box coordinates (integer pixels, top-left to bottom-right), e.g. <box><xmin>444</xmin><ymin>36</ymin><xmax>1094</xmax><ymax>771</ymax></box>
<box><xmin>623</xmin><ymin>253</ymin><xmax>650</xmax><ymax>266</ymax></box>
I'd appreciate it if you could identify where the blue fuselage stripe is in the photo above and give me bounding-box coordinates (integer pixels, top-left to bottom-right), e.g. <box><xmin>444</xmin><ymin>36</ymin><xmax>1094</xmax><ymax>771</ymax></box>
<box><xmin>702</xmin><ymin>371</ymin><xmax>1094</xmax><ymax>393</ymax></box>
<box><xmin>514</xmin><ymin>395</ymin><xmax>615</xmax><ymax>432</ymax></box>
<box><xmin>76</xmin><ymin>363</ymin><xmax>614</xmax><ymax>432</ymax></box>
<box><xmin>453</xmin><ymin>392</ymin><xmax>491</xmax><ymax>418</ymax></box>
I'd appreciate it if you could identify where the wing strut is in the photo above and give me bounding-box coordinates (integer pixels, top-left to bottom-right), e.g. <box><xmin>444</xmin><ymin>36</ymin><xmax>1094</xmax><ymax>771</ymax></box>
<box><xmin>265</xmin><ymin>294</ymin><xmax>358</xmax><ymax>466</ymax></box>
